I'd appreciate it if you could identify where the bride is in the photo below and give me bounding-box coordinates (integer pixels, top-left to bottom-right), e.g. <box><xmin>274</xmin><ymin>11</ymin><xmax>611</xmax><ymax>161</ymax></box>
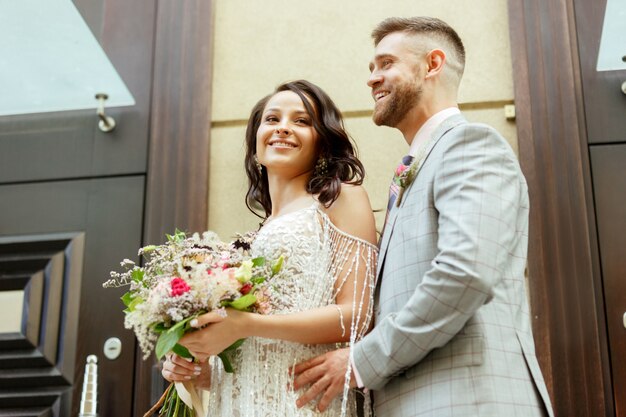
<box><xmin>162</xmin><ymin>80</ymin><xmax>378</xmax><ymax>417</ymax></box>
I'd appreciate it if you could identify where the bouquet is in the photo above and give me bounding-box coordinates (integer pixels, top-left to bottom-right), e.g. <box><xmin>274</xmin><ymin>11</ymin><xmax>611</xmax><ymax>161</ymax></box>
<box><xmin>103</xmin><ymin>229</ymin><xmax>282</xmax><ymax>417</ymax></box>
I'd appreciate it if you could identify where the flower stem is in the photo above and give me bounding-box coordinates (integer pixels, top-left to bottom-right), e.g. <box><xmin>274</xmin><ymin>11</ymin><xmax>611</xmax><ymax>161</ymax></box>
<box><xmin>143</xmin><ymin>382</ymin><xmax>171</xmax><ymax>417</ymax></box>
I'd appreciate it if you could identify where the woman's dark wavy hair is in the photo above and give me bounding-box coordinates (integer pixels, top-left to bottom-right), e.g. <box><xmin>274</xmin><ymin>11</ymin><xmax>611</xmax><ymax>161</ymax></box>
<box><xmin>244</xmin><ymin>80</ymin><xmax>365</xmax><ymax>219</ymax></box>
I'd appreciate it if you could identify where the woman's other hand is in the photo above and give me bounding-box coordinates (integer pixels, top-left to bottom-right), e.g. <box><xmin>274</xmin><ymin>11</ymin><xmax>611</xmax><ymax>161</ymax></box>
<box><xmin>161</xmin><ymin>353</ymin><xmax>211</xmax><ymax>390</ymax></box>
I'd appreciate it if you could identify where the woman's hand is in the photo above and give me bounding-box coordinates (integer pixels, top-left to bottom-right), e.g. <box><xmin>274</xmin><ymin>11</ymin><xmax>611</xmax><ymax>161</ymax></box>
<box><xmin>178</xmin><ymin>309</ymin><xmax>249</xmax><ymax>362</ymax></box>
<box><xmin>161</xmin><ymin>353</ymin><xmax>212</xmax><ymax>390</ymax></box>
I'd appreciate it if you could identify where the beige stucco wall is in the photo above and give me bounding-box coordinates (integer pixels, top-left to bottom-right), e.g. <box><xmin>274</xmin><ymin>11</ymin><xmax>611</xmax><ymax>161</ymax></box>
<box><xmin>208</xmin><ymin>0</ymin><xmax>516</xmax><ymax>239</ymax></box>
<box><xmin>0</xmin><ymin>291</ymin><xmax>23</xmax><ymax>333</ymax></box>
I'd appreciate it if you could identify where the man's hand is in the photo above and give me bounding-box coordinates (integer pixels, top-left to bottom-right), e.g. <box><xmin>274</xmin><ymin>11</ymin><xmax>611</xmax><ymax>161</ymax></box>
<box><xmin>292</xmin><ymin>347</ymin><xmax>356</xmax><ymax>412</ymax></box>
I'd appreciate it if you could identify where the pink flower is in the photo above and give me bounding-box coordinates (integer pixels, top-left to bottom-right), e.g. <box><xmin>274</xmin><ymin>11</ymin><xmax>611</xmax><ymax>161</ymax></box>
<box><xmin>170</xmin><ymin>277</ymin><xmax>190</xmax><ymax>297</ymax></box>
<box><xmin>240</xmin><ymin>283</ymin><xmax>253</xmax><ymax>295</ymax></box>
<box><xmin>395</xmin><ymin>164</ymin><xmax>408</xmax><ymax>177</ymax></box>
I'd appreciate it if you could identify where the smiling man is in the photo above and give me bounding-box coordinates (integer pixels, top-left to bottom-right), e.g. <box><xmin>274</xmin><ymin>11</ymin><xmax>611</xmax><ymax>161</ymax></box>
<box><xmin>293</xmin><ymin>16</ymin><xmax>554</xmax><ymax>417</ymax></box>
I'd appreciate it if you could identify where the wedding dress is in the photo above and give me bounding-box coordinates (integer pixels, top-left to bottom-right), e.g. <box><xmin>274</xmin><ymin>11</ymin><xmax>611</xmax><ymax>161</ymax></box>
<box><xmin>206</xmin><ymin>203</ymin><xmax>377</xmax><ymax>417</ymax></box>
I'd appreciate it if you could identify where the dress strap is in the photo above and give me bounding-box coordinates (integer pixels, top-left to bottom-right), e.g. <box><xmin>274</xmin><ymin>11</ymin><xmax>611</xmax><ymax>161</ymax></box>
<box><xmin>314</xmin><ymin>206</ymin><xmax>379</xmax><ymax>252</ymax></box>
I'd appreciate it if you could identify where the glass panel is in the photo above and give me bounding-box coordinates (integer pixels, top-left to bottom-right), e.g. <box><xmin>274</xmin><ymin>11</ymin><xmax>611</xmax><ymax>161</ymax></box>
<box><xmin>0</xmin><ymin>290</ymin><xmax>24</xmax><ymax>333</ymax></box>
<box><xmin>0</xmin><ymin>0</ymin><xmax>135</xmax><ymax>116</ymax></box>
<box><xmin>597</xmin><ymin>0</ymin><xmax>626</xmax><ymax>71</ymax></box>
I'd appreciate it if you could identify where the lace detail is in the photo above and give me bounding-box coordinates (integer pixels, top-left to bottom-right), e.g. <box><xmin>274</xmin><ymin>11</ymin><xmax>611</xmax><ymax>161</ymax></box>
<box><xmin>206</xmin><ymin>203</ymin><xmax>377</xmax><ymax>417</ymax></box>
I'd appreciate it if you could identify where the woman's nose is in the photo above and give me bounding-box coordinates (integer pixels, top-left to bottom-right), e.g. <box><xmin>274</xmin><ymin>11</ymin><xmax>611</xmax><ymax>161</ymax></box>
<box><xmin>274</xmin><ymin>124</ymin><xmax>290</xmax><ymax>135</ymax></box>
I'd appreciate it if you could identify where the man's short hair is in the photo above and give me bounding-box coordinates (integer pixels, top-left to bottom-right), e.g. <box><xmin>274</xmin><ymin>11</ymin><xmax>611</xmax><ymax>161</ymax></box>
<box><xmin>372</xmin><ymin>17</ymin><xmax>466</xmax><ymax>77</ymax></box>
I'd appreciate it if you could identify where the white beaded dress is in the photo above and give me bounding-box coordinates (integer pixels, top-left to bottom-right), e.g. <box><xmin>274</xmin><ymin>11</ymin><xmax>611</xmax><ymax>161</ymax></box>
<box><xmin>206</xmin><ymin>203</ymin><xmax>377</xmax><ymax>417</ymax></box>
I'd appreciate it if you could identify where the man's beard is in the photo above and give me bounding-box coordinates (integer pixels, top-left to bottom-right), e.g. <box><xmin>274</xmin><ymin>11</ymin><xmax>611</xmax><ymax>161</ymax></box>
<box><xmin>372</xmin><ymin>81</ymin><xmax>422</xmax><ymax>127</ymax></box>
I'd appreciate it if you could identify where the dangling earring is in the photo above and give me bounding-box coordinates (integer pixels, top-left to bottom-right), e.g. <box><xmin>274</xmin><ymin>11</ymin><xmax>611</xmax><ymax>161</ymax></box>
<box><xmin>254</xmin><ymin>155</ymin><xmax>263</xmax><ymax>174</ymax></box>
<box><xmin>314</xmin><ymin>157</ymin><xmax>328</xmax><ymax>177</ymax></box>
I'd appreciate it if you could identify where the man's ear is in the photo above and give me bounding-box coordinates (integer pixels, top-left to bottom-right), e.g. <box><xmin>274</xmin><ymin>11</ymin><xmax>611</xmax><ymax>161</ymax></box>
<box><xmin>425</xmin><ymin>49</ymin><xmax>446</xmax><ymax>79</ymax></box>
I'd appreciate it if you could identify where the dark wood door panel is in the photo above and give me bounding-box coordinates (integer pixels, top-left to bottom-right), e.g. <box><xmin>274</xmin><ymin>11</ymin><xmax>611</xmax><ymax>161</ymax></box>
<box><xmin>0</xmin><ymin>1</ymin><xmax>213</xmax><ymax>414</ymax></box>
<box><xmin>0</xmin><ymin>0</ymin><xmax>156</xmax><ymax>185</ymax></box>
<box><xmin>0</xmin><ymin>176</ymin><xmax>144</xmax><ymax>416</ymax></box>
<box><xmin>508</xmin><ymin>1</ymin><xmax>615</xmax><ymax>414</ymax></box>
<box><xmin>574</xmin><ymin>0</ymin><xmax>626</xmax><ymax>144</ymax></box>
<box><xmin>591</xmin><ymin>144</ymin><xmax>626</xmax><ymax>416</ymax></box>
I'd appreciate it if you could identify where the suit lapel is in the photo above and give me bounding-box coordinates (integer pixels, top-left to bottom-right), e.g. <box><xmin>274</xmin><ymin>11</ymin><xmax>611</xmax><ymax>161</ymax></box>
<box><xmin>376</xmin><ymin>114</ymin><xmax>467</xmax><ymax>279</ymax></box>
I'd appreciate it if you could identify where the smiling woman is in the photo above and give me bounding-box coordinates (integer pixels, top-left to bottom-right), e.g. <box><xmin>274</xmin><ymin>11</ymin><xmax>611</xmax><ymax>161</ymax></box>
<box><xmin>243</xmin><ymin>80</ymin><xmax>366</xmax><ymax>218</ymax></box>
<box><xmin>161</xmin><ymin>80</ymin><xmax>378</xmax><ymax>417</ymax></box>
<box><xmin>255</xmin><ymin>90</ymin><xmax>320</xmax><ymax>180</ymax></box>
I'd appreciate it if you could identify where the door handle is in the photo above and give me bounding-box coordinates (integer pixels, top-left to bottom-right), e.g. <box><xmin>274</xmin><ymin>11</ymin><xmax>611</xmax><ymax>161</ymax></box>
<box><xmin>103</xmin><ymin>337</ymin><xmax>122</xmax><ymax>360</ymax></box>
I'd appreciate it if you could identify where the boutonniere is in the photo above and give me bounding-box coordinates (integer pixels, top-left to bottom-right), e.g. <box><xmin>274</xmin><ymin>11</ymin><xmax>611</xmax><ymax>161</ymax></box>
<box><xmin>394</xmin><ymin>159</ymin><xmax>419</xmax><ymax>206</ymax></box>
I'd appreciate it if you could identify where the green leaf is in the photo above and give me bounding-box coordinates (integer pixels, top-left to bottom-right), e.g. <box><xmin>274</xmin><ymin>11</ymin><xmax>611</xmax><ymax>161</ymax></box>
<box><xmin>172</xmin><ymin>343</ymin><xmax>192</xmax><ymax>359</ymax></box>
<box><xmin>251</xmin><ymin>276</ymin><xmax>266</xmax><ymax>285</ymax></box>
<box><xmin>251</xmin><ymin>257</ymin><xmax>265</xmax><ymax>267</ymax></box>
<box><xmin>218</xmin><ymin>352</ymin><xmax>235</xmax><ymax>373</ymax></box>
<box><xmin>152</xmin><ymin>322</ymin><xmax>167</xmax><ymax>333</ymax></box>
<box><xmin>121</xmin><ymin>292</ymin><xmax>133</xmax><ymax>307</ymax></box>
<box><xmin>224</xmin><ymin>294</ymin><xmax>257</xmax><ymax>310</ymax></box>
<box><xmin>131</xmin><ymin>269</ymin><xmax>144</xmax><ymax>283</ymax></box>
<box><xmin>216</xmin><ymin>339</ymin><xmax>246</xmax><ymax>373</ymax></box>
<box><xmin>169</xmin><ymin>315</ymin><xmax>197</xmax><ymax>333</ymax></box>
<box><xmin>167</xmin><ymin>229</ymin><xmax>186</xmax><ymax>243</ymax></box>
<box><xmin>141</xmin><ymin>245</ymin><xmax>157</xmax><ymax>253</ymax></box>
<box><xmin>127</xmin><ymin>296</ymin><xmax>143</xmax><ymax>312</ymax></box>
<box><xmin>222</xmin><ymin>338</ymin><xmax>245</xmax><ymax>352</ymax></box>
<box><xmin>271</xmin><ymin>255</ymin><xmax>284</xmax><ymax>274</ymax></box>
<box><xmin>155</xmin><ymin>326</ymin><xmax>185</xmax><ymax>360</ymax></box>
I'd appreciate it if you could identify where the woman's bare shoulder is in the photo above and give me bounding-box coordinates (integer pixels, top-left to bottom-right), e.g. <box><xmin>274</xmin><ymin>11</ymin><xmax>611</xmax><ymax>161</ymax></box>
<box><xmin>323</xmin><ymin>184</ymin><xmax>377</xmax><ymax>245</ymax></box>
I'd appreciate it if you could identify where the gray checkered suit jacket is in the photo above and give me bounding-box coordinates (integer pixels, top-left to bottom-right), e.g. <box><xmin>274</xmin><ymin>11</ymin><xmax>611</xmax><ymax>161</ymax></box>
<box><xmin>352</xmin><ymin>114</ymin><xmax>554</xmax><ymax>417</ymax></box>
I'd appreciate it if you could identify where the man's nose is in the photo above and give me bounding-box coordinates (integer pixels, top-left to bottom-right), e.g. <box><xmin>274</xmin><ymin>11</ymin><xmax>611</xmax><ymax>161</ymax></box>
<box><xmin>367</xmin><ymin>71</ymin><xmax>382</xmax><ymax>88</ymax></box>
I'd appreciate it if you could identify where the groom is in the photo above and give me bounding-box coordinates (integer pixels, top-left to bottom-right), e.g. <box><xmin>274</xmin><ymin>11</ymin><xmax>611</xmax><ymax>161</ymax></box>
<box><xmin>293</xmin><ymin>17</ymin><xmax>554</xmax><ymax>417</ymax></box>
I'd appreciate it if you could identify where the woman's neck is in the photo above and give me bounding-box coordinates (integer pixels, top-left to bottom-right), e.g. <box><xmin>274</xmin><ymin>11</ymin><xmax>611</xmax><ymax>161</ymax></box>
<box><xmin>267</xmin><ymin>171</ymin><xmax>315</xmax><ymax>218</ymax></box>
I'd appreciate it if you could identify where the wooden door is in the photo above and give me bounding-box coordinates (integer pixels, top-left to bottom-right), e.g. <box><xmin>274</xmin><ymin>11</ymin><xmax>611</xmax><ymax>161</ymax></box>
<box><xmin>0</xmin><ymin>0</ymin><xmax>156</xmax><ymax>184</ymax></box>
<box><xmin>508</xmin><ymin>0</ymin><xmax>625</xmax><ymax>414</ymax></box>
<box><xmin>0</xmin><ymin>177</ymin><xmax>144</xmax><ymax>416</ymax></box>
<box><xmin>591</xmin><ymin>145</ymin><xmax>626</xmax><ymax>416</ymax></box>
<box><xmin>575</xmin><ymin>0</ymin><xmax>626</xmax><ymax>414</ymax></box>
<box><xmin>574</xmin><ymin>0</ymin><xmax>626</xmax><ymax>145</ymax></box>
<box><xmin>0</xmin><ymin>0</ymin><xmax>214</xmax><ymax>414</ymax></box>
<box><xmin>0</xmin><ymin>0</ymin><xmax>156</xmax><ymax>415</ymax></box>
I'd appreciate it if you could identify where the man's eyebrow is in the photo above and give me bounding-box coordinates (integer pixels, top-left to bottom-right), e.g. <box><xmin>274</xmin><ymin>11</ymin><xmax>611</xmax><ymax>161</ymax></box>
<box><xmin>375</xmin><ymin>53</ymin><xmax>395</xmax><ymax>61</ymax></box>
<box><xmin>370</xmin><ymin>54</ymin><xmax>396</xmax><ymax>70</ymax></box>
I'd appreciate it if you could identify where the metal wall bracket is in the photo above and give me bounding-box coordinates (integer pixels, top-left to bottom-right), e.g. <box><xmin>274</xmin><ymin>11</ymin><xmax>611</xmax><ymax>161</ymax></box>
<box><xmin>95</xmin><ymin>93</ymin><xmax>116</xmax><ymax>133</ymax></box>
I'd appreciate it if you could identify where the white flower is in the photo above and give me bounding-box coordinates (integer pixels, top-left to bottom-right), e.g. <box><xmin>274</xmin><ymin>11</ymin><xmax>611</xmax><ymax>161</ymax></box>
<box><xmin>121</xmin><ymin>258</ymin><xmax>136</xmax><ymax>266</ymax></box>
<box><xmin>234</xmin><ymin>260</ymin><xmax>253</xmax><ymax>282</ymax></box>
